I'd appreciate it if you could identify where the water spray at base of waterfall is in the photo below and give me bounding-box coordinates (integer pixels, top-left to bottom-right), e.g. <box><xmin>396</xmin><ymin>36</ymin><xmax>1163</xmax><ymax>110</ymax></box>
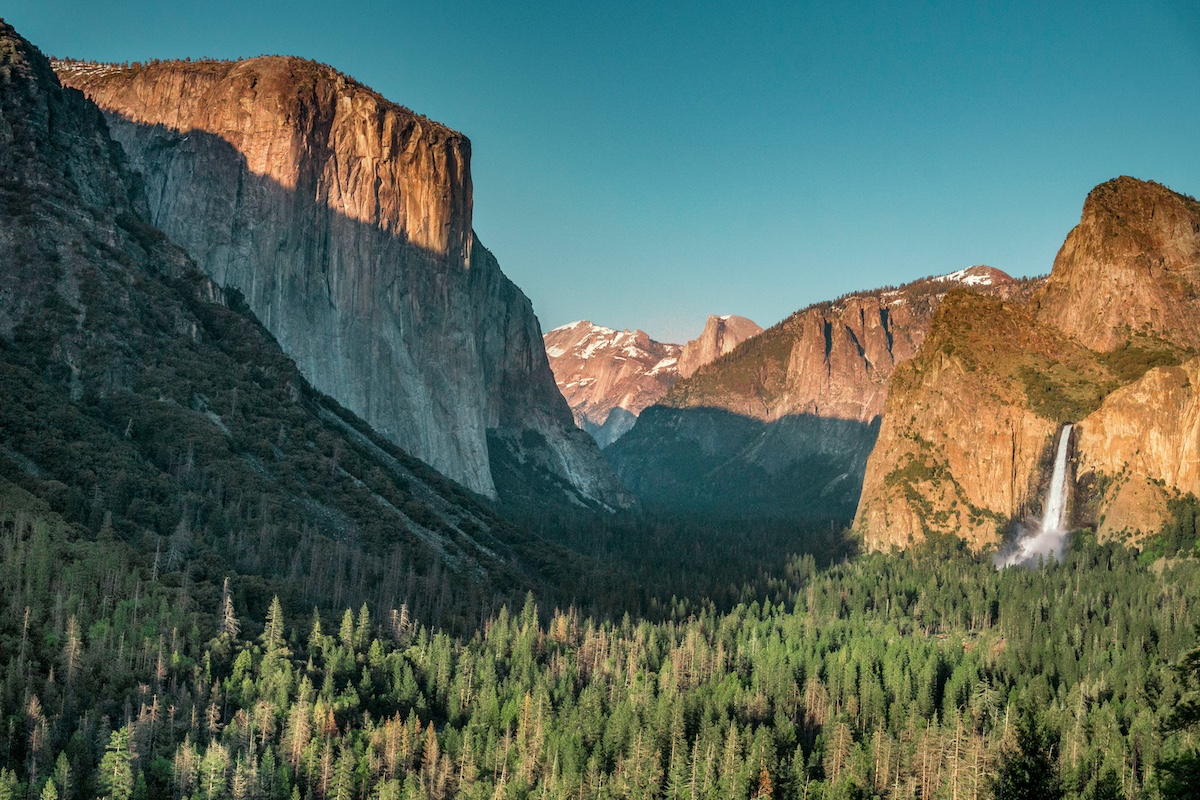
<box><xmin>997</xmin><ymin>423</ymin><xmax>1074</xmax><ymax>569</ymax></box>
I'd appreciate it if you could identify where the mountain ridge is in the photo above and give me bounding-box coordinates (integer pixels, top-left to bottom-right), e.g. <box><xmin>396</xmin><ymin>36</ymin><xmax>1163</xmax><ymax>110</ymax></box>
<box><xmin>0</xmin><ymin>20</ymin><xmax>572</xmax><ymax>624</ymax></box>
<box><xmin>543</xmin><ymin>314</ymin><xmax>762</xmax><ymax>448</ymax></box>
<box><xmin>608</xmin><ymin>265</ymin><xmax>1026</xmax><ymax>519</ymax></box>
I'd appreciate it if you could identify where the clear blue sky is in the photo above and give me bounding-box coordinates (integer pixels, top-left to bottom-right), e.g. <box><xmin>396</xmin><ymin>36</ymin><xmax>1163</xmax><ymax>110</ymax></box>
<box><xmin>9</xmin><ymin>1</ymin><xmax>1199</xmax><ymax>343</ymax></box>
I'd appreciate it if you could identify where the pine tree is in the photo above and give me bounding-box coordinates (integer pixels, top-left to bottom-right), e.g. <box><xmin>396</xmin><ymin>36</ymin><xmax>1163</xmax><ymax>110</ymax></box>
<box><xmin>991</xmin><ymin>711</ymin><xmax>1062</xmax><ymax>800</ymax></box>
<box><xmin>262</xmin><ymin>596</ymin><xmax>286</xmax><ymax>655</ymax></box>
<box><xmin>219</xmin><ymin>578</ymin><xmax>240</xmax><ymax>640</ymax></box>
<box><xmin>98</xmin><ymin>727</ymin><xmax>135</xmax><ymax>800</ymax></box>
<box><xmin>1160</xmin><ymin>625</ymin><xmax>1200</xmax><ymax>799</ymax></box>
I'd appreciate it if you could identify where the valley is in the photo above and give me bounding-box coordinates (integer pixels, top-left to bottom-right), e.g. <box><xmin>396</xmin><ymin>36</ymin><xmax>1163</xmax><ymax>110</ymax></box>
<box><xmin>0</xmin><ymin>14</ymin><xmax>1198</xmax><ymax>800</ymax></box>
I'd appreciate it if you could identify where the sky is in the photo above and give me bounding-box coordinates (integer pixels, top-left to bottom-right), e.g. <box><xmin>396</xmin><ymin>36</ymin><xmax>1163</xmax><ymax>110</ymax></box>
<box><xmin>8</xmin><ymin>1</ymin><xmax>1199</xmax><ymax>343</ymax></box>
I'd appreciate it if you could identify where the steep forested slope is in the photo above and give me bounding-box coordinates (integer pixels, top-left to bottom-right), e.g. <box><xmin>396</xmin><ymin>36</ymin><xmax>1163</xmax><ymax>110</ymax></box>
<box><xmin>0</xmin><ymin>20</ymin><xmax>578</xmax><ymax>630</ymax></box>
<box><xmin>3</xmin><ymin>478</ymin><xmax>1198</xmax><ymax>800</ymax></box>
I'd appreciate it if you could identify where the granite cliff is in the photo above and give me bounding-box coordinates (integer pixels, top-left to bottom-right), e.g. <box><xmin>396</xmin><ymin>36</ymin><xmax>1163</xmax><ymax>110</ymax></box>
<box><xmin>1034</xmin><ymin>177</ymin><xmax>1200</xmax><ymax>352</ymax></box>
<box><xmin>608</xmin><ymin>267</ymin><xmax>1020</xmax><ymax>519</ymax></box>
<box><xmin>856</xmin><ymin>179</ymin><xmax>1200</xmax><ymax>551</ymax></box>
<box><xmin>55</xmin><ymin>56</ymin><xmax>627</xmax><ymax>508</ymax></box>
<box><xmin>853</xmin><ymin>294</ymin><xmax>1107</xmax><ymax>550</ymax></box>
<box><xmin>0</xmin><ymin>21</ymin><xmax>558</xmax><ymax>615</ymax></box>
<box><xmin>676</xmin><ymin>314</ymin><xmax>763</xmax><ymax>378</ymax></box>
<box><xmin>1074</xmin><ymin>357</ymin><xmax>1200</xmax><ymax>540</ymax></box>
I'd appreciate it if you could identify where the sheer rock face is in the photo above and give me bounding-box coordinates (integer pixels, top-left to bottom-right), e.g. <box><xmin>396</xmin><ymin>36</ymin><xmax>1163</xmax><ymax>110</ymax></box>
<box><xmin>853</xmin><ymin>296</ymin><xmax>1072</xmax><ymax>551</ymax></box>
<box><xmin>662</xmin><ymin>266</ymin><xmax>1018</xmax><ymax>424</ymax></box>
<box><xmin>1035</xmin><ymin>177</ymin><xmax>1200</xmax><ymax>352</ymax></box>
<box><xmin>608</xmin><ymin>267</ymin><xmax>1018</xmax><ymax>519</ymax></box>
<box><xmin>0</xmin><ymin>22</ymin><xmax>536</xmax><ymax>584</ymax></box>
<box><xmin>55</xmin><ymin>57</ymin><xmax>626</xmax><ymax>506</ymax></box>
<box><xmin>1075</xmin><ymin>358</ymin><xmax>1200</xmax><ymax>539</ymax></box>
<box><xmin>544</xmin><ymin>321</ymin><xmax>682</xmax><ymax>448</ymax></box>
<box><xmin>676</xmin><ymin>315</ymin><xmax>763</xmax><ymax>379</ymax></box>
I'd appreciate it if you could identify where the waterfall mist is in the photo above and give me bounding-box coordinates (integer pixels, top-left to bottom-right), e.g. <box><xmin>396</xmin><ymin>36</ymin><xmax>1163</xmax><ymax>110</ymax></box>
<box><xmin>997</xmin><ymin>423</ymin><xmax>1074</xmax><ymax>568</ymax></box>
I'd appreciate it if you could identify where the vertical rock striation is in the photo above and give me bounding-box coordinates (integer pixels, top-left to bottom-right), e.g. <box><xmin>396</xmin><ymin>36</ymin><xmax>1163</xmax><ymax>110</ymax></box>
<box><xmin>1075</xmin><ymin>358</ymin><xmax>1200</xmax><ymax>539</ymax></box>
<box><xmin>55</xmin><ymin>57</ymin><xmax>627</xmax><ymax>506</ymax></box>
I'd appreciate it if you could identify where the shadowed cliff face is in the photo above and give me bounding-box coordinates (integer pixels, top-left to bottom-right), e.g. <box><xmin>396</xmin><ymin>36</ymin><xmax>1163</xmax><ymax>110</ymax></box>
<box><xmin>0</xmin><ymin>22</ymin><xmax>565</xmax><ymax>614</ymax></box>
<box><xmin>55</xmin><ymin>58</ymin><xmax>628</xmax><ymax>508</ymax></box>
<box><xmin>607</xmin><ymin>407</ymin><xmax>879</xmax><ymax>520</ymax></box>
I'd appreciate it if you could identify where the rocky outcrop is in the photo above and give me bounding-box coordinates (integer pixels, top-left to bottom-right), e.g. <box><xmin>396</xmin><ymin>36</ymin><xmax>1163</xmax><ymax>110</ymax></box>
<box><xmin>608</xmin><ymin>267</ymin><xmax>1020</xmax><ymax>519</ymax></box>
<box><xmin>54</xmin><ymin>56</ymin><xmax>627</xmax><ymax>508</ymax></box>
<box><xmin>676</xmin><ymin>315</ymin><xmax>763</xmax><ymax>378</ymax></box>
<box><xmin>1035</xmin><ymin>177</ymin><xmax>1200</xmax><ymax>352</ymax></box>
<box><xmin>1075</xmin><ymin>358</ymin><xmax>1200</xmax><ymax>540</ymax></box>
<box><xmin>544</xmin><ymin>321</ymin><xmax>682</xmax><ymax>448</ymax></box>
<box><xmin>857</xmin><ymin>178</ymin><xmax>1200</xmax><ymax>552</ymax></box>
<box><xmin>0</xmin><ymin>21</ymin><xmax>551</xmax><ymax>609</ymax></box>
<box><xmin>852</xmin><ymin>294</ymin><xmax>1106</xmax><ymax>550</ymax></box>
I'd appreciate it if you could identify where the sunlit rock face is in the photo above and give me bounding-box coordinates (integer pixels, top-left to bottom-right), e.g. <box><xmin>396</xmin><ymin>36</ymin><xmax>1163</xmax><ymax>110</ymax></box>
<box><xmin>56</xmin><ymin>57</ymin><xmax>628</xmax><ymax>507</ymax></box>
<box><xmin>1035</xmin><ymin>177</ymin><xmax>1200</xmax><ymax>352</ymax></box>
<box><xmin>852</xmin><ymin>295</ymin><xmax>1068</xmax><ymax>552</ymax></box>
<box><xmin>676</xmin><ymin>315</ymin><xmax>763</xmax><ymax>379</ymax></box>
<box><xmin>544</xmin><ymin>321</ymin><xmax>683</xmax><ymax>448</ymax></box>
<box><xmin>1075</xmin><ymin>358</ymin><xmax>1200</xmax><ymax>540</ymax></box>
<box><xmin>857</xmin><ymin>178</ymin><xmax>1200</xmax><ymax>552</ymax></box>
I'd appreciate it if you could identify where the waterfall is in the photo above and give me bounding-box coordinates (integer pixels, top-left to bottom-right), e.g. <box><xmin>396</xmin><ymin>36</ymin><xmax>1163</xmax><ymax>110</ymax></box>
<box><xmin>999</xmin><ymin>424</ymin><xmax>1074</xmax><ymax>567</ymax></box>
<box><xmin>1039</xmin><ymin>423</ymin><xmax>1074</xmax><ymax>535</ymax></box>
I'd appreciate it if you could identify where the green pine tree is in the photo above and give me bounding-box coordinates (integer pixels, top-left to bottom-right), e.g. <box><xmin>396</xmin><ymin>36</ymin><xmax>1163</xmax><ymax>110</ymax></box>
<box><xmin>98</xmin><ymin>727</ymin><xmax>135</xmax><ymax>800</ymax></box>
<box><xmin>991</xmin><ymin>711</ymin><xmax>1063</xmax><ymax>800</ymax></box>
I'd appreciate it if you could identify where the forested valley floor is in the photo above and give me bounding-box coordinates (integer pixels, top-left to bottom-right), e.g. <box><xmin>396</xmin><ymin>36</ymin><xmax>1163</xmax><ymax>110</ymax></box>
<box><xmin>1</xmin><ymin>477</ymin><xmax>1199</xmax><ymax>800</ymax></box>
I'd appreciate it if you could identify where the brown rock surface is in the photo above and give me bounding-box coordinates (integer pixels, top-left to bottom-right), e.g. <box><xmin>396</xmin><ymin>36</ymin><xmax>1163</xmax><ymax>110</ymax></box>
<box><xmin>856</xmin><ymin>179</ymin><xmax>1200</xmax><ymax>552</ymax></box>
<box><xmin>544</xmin><ymin>321</ymin><xmax>682</xmax><ymax>448</ymax></box>
<box><xmin>1075</xmin><ymin>357</ymin><xmax>1200</xmax><ymax>540</ymax></box>
<box><xmin>1035</xmin><ymin>177</ymin><xmax>1200</xmax><ymax>352</ymax></box>
<box><xmin>608</xmin><ymin>267</ymin><xmax>1020</xmax><ymax>519</ymax></box>
<box><xmin>663</xmin><ymin>266</ymin><xmax>1019</xmax><ymax>424</ymax></box>
<box><xmin>55</xmin><ymin>57</ymin><xmax>627</xmax><ymax>507</ymax></box>
<box><xmin>853</xmin><ymin>294</ymin><xmax>1100</xmax><ymax>551</ymax></box>
<box><xmin>676</xmin><ymin>315</ymin><xmax>763</xmax><ymax>378</ymax></box>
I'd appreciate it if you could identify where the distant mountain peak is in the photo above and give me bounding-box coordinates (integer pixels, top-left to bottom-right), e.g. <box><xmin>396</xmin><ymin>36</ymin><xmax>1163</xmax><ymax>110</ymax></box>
<box><xmin>544</xmin><ymin>313</ymin><xmax>764</xmax><ymax>448</ymax></box>
<box><xmin>677</xmin><ymin>315</ymin><xmax>764</xmax><ymax>378</ymax></box>
<box><xmin>544</xmin><ymin>323</ymin><xmax>681</xmax><ymax>448</ymax></box>
<box><xmin>932</xmin><ymin>265</ymin><xmax>1013</xmax><ymax>287</ymax></box>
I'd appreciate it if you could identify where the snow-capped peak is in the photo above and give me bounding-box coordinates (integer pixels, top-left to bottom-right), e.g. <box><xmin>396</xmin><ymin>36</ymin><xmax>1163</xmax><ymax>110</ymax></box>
<box><xmin>932</xmin><ymin>265</ymin><xmax>1002</xmax><ymax>287</ymax></box>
